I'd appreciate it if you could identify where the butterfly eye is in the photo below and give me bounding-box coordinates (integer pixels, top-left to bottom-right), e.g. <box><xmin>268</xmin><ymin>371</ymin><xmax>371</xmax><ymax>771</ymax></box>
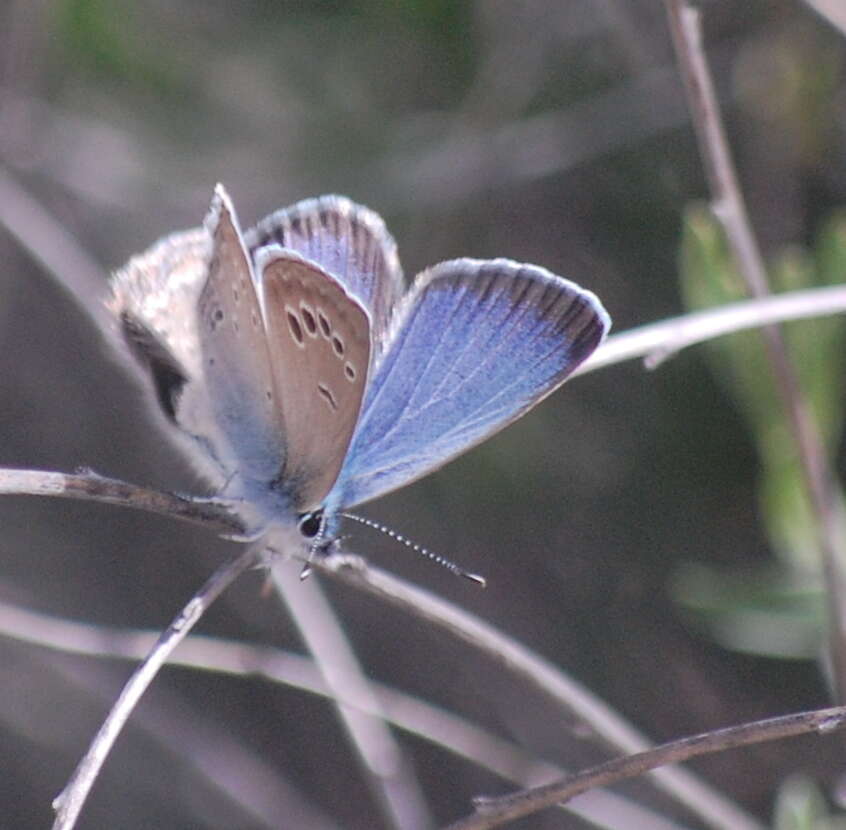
<box><xmin>298</xmin><ymin>510</ymin><xmax>323</xmax><ymax>539</ymax></box>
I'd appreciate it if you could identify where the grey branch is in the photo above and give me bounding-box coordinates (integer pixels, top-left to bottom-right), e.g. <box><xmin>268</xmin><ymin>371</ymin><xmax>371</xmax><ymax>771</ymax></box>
<box><xmin>442</xmin><ymin>706</ymin><xmax>846</xmax><ymax>830</ymax></box>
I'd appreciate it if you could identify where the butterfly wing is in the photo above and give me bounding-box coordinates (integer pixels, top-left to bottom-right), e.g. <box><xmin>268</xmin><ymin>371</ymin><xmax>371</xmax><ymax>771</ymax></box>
<box><xmin>256</xmin><ymin>247</ymin><xmax>371</xmax><ymax>512</ymax></box>
<box><xmin>195</xmin><ymin>185</ymin><xmax>288</xmax><ymax>491</ymax></box>
<box><xmin>112</xmin><ymin>224</ymin><xmax>241</xmax><ymax>487</ymax></box>
<box><xmin>245</xmin><ymin>195</ymin><xmax>403</xmax><ymax>361</ymax></box>
<box><xmin>328</xmin><ymin>258</ymin><xmax>610</xmax><ymax>511</ymax></box>
<box><xmin>111</xmin><ymin>227</ymin><xmax>209</xmax><ymax>420</ymax></box>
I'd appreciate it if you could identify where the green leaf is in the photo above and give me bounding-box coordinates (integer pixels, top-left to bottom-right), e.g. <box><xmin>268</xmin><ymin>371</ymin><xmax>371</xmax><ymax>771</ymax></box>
<box><xmin>675</xmin><ymin>206</ymin><xmax>846</xmax><ymax>659</ymax></box>
<box><xmin>671</xmin><ymin>562</ymin><xmax>823</xmax><ymax>660</ymax></box>
<box><xmin>773</xmin><ymin>775</ymin><xmax>846</xmax><ymax>830</ymax></box>
<box><xmin>679</xmin><ymin>206</ymin><xmax>846</xmax><ymax>569</ymax></box>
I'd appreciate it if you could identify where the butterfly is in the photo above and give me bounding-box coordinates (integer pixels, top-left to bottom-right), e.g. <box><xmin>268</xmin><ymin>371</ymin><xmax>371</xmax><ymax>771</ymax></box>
<box><xmin>111</xmin><ymin>185</ymin><xmax>610</xmax><ymax>568</ymax></box>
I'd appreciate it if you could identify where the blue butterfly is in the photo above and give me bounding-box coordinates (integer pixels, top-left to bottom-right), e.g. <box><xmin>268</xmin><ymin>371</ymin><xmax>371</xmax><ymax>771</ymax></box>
<box><xmin>112</xmin><ymin>185</ymin><xmax>610</xmax><ymax>566</ymax></box>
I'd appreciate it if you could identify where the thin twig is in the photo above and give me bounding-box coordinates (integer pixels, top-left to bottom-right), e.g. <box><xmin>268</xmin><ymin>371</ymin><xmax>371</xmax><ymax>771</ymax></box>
<box><xmin>0</xmin><ymin>598</ymin><xmax>692</xmax><ymax>830</ymax></box>
<box><xmin>577</xmin><ymin>283</ymin><xmax>846</xmax><ymax>377</ymax></box>
<box><xmin>0</xmin><ymin>466</ymin><xmax>761</xmax><ymax>828</ymax></box>
<box><xmin>48</xmin><ymin>659</ymin><xmax>334</xmax><ymax>830</ymax></box>
<box><xmin>323</xmin><ymin>555</ymin><xmax>763</xmax><ymax>830</ymax></box>
<box><xmin>0</xmin><ymin>468</ymin><xmax>245</xmax><ymax>536</ymax></box>
<box><xmin>801</xmin><ymin>0</ymin><xmax>846</xmax><ymax>36</ymax></box>
<box><xmin>0</xmin><ymin>166</ymin><xmax>114</xmax><ymax>342</ymax></box>
<box><xmin>2</xmin><ymin>480</ymin><xmax>428</xmax><ymax>821</ymax></box>
<box><xmin>664</xmin><ymin>0</ymin><xmax>846</xmax><ymax>698</ymax></box>
<box><xmin>271</xmin><ymin>562</ymin><xmax>434</xmax><ymax>830</ymax></box>
<box><xmin>51</xmin><ymin>545</ymin><xmax>260</xmax><ymax>830</ymax></box>
<box><xmin>442</xmin><ymin>706</ymin><xmax>846</xmax><ymax>830</ymax></box>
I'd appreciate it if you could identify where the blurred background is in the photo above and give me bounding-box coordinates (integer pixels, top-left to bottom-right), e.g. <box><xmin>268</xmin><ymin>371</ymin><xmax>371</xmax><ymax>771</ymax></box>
<box><xmin>1</xmin><ymin>0</ymin><xmax>846</xmax><ymax>827</ymax></box>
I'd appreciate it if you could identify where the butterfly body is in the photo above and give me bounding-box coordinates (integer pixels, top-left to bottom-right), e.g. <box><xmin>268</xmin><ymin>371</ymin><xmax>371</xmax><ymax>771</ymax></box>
<box><xmin>111</xmin><ymin>185</ymin><xmax>610</xmax><ymax>560</ymax></box>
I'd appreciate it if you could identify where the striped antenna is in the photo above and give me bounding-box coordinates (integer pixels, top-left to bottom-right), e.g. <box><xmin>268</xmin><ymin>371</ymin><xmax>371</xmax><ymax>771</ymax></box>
<box><xmin>341</xmin><ymin>513</ymin><xmax>486</xmax><ymax>587</ymax></box>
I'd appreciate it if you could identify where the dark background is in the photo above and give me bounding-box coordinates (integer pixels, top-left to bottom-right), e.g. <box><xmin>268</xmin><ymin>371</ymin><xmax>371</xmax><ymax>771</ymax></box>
<box><xmin>1</xmin><ymin>1</ymin><xmax>845</xmax><ymax>828</ymax></box>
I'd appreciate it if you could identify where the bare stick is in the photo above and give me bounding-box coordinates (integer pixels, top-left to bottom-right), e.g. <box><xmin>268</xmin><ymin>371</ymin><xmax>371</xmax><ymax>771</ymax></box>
<box><xmin>0</xmin><ymin>166</ymin><xmax>114</xmax><ymax>342</ymax></box>
<box><xmin>51</xmin><ymin>544</ymin><xmax>260</xmax><ymax>830</ymax></box>
<box><xmin>0</xmin><ymin>462</ymin><xmax>761</xmax><ymax>828</ymax></box>
<box><xmin>801</xmin><ymin>0</ymin><xmax>846</xmax><ymax>36</ymax></box>
<box><xmin>0</xmin><ymin>598</ymin><xmax>691</xmax><ymax>830</ymax></box>
<box><xmin>271</xmin><ymin>561</ymin><xmax>434</xmax><ymax>829</ymax></box>
<box><xmin>577</xmin><ymin>282</ymin><xmax>846</xmax><ymax>377</ymax></box>
<box><xmin>0</xmin><ymin>480</ymin><xmax>428</xmax><ymax>821</ymax></box>
<box><xmin>0</xmin><ymin>468</ymin><xmax>245</xmax><ymax>536</ymax></box>
<box><xmin>664</xmin><ymin>0</ymin><xmax>846</xmax><ymax>698</ymax></box>
<box><xmin>442</xmin><ymin>706</ymin><xmax>846</xmax><ymax>830</ymax></box>
<box><xmin>49</xmin><ymin>659</ymin><xmax>331</xmax><ymax>829</ymax></box>
<box><xmin>0</xmin><ymin>468</ymin><xmax>762</xmax><ymax>828</ymax></box>
<box><xmin>322</xmin><ymin>555</ymin><xmax>763</xmax><ymax>830</ymax></box>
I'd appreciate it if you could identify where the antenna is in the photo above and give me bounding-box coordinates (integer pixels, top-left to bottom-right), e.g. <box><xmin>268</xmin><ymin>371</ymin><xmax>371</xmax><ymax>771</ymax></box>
<box><xmin>341</xmin><ymin>513</ymin><xmax>486</xmax><ymax>587</ymax></box>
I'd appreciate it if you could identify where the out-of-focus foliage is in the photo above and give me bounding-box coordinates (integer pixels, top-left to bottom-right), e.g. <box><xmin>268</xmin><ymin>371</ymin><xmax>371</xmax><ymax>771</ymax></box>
<box><xmin>774</xmin><ymin>775</ymin><xmax>846</xmax><ymax>830</ymax></box>
<box><xmin>675</xmin><ymin>206</ymin><xmax>846</xmax><ymax>658</ymax></box>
